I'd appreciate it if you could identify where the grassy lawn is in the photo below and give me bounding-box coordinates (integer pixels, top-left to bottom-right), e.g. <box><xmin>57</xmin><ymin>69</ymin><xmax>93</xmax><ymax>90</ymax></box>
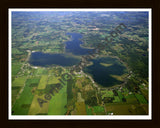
<box><xmin>48</xmin><ymin>85</ymin><xmax>67</xmax><ymax>115</ymax></box>
<box><xmin>37</xmin><ymin>75</ymin><xmax>48</xmax><ymax>89</ymax></box>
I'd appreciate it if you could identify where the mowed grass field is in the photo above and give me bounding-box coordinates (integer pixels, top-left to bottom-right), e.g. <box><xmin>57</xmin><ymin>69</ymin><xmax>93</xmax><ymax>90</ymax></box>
<box><xmin>48</xmin><ymin>85</ymin><xmax>67</xmax><ymax>115</ymax></box>
<box><xmin>12</xmin><ymin>77</ymin><xmax>40</xmax><ymax>115</ymax></box>
<box><xmin>37</xmin><ymin>75</ymin><xmax>48</xmax><ymax>89</ymax></box>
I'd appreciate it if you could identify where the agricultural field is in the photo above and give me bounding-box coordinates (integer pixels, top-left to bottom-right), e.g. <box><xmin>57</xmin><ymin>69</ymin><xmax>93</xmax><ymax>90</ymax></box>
<box><xmin>86</xmin><ymin>105</ymin><xmax>93</xmax><ymax>115</ymax></box>
<box><xmin>37</xmin><ymin>75</ymin><xmax>48</xmax><ymax>89</ymax></box>
<box><xmin>74</xmin><ymin>102</ymin><xmax>86</xmax><ymax>115</ymax></box>
<box><xmin>12</xmin><ymin>77</ymin><xmax>40</xmax><ymax>115</ymax></box>
<box><xmin>135</xmin><ymin>94</ymin><xmax>148</xmax><ymax>104</ymax></box>
<box><xmin>93</xmin><ymin>106</ymin><xmax>105</xmax><ymax>115</ymax></box>
<box><xmin>105</xmin><ymin>103</ymin><xmax>146</xmax><ymax>115</ymax></box>
<box><xmin>28</xmin><ymin>94</ymin><xmax>50</xmax><ymax>115</ymax></box>
<box><xmin>12</xmin><ymin>63</ymin><xmax>22</xmax><ymax>76</ymax></box>
<box><xmin>101</xmin><ymin>90</ymin><xmax>114</xmax><ymax>98</ymax></box>
<box><xmin>12</xmin><ymin>76</ymin><xmax>26</xmax><ymax>87</ymax></box>
<box><xmin>125</xmin><ymin>94</ymin><xmax>138</xmax><ymax>104</ymax></box>
<box><xmin>48</xmin><ymin>85</ymin><xmax>67</xmax><ymax>115</ymax></box>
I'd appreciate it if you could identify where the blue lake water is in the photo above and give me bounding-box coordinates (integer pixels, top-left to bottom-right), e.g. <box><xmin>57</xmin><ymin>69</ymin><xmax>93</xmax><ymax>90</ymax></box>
<box><xmin>29</xmin><ymin>52</ymin><xmax>80</xmax><ymax>67</ymax></box>
<box><xmin>83</xmin><ymin>57</ymin><xmax>127</xmax><ymax>87</ymax></box>
<box><xmin>65</xmin><ymin>33</ymin><xmax>94</xmax><ymax>55</ymax></box>
<box><xmin>29</xmin><ymin>33</ymin><xmax>93</xmax><ymax>67</ymax></box>
<box><xmin>29</xmin><ymin>33</ymin><xmax>127</xmax><ymax>87</ymax></box>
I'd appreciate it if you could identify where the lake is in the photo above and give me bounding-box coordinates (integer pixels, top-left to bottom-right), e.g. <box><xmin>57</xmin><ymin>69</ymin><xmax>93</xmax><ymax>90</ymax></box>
<box><xmin>29</xmin><ymin>33</ymin><xmax>93</xmax><ymax>67</ymax></box>
<box><xmin>65</xmin><ymin>33</ymin><xmax>94</xmax><ymax>55</ymax></box>
<box><xmin>83</xmin><ymin>57</ymin><xmax>127</xmax><ymax>87</ymax></box>
<box><xmin>29</xmin><ymin>33</ymin><xmax>127</xmax><ymax>87</ymax></box>
<box><xmin>29</xmin><ymin>52</ymin><xmax>80</xmax><ymax>67</ymax></box>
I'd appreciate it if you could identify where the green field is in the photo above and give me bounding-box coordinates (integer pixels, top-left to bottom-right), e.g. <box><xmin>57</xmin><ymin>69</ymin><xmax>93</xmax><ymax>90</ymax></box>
<box><xmin>113</xmin><ymin>96</ymin><xmax>121</xmax><ymax>103</ymax></box>
<box><xmin>12</xmin><ymin>82</ymin><xmax>32</xmax><ymax>114</ymax></box>
<box><xmin>12</xmin><ymin>77</ymin><xmax>40</xmax><ymax>115</ymax></box>
<box><xmin>12</xmin><ymin>76</ymin><xmax>26</xmax><ymax>87</ymax></box>
<box><xmin>125</xmin><ymin>94</ymin><xmax>138</xmax><ymax>104</ymax></box>
<box><xmin>93</xmin><ymin>106</ymin><xmax>105</xmax><ymax>115</ymax></box>
<box><xmin>86</xmin><ymin>105</ymin><xmax>93</xmax><ymax>115</ymax></box>
<box><xmin>117</xmin><ymin>91</ymin><xmax>124</xmax><ymax>102</ymax></box>
<box><xmin>28</xmin><ymin>94</ymin><xmax>50</xmax><ymax>115</ymax></box>
<box><xmin>25</xmin><ymin>77</ymin><xmax>40</xmax><ymax>87</ymax></box>
<box><xmin>34</xmin><ymin>68</ymin><xmax>46</xmax><ymax>75</ymax></box>
<box><xmin>135</xmin><ymin>94</ymin><xmax>148</xmax><ymax>104</ymax></box>
<box><xmin>48</xmin><ymin>85</ymin><xmax>67</xmax><ymax>115</ymax></box>
<box><xmin>12</xmin><ymin>48</ymin><xmax>22</xmax><ymax>54</ymax></box>
<box><xmin>12</xmin><ymin>63</ymin><xmax>22</xmax><ymax>76</ymax></box>
<box><xmin>37</xmin><ymin>75</ymin><xmax>48</xmax><ymax>89</ymax></box>
<box><xmin>101</xmin><ymin>90</ymin><xmax>114</xmax><ymax>99</ymax></box>
<box><xmin>47</xmin><ymin>75</ymin><xmax>59</xmax><ymax>84</ymax></box>
<box><xmin>12</xmin><ymin>86</ymin><xmax>21</xmax><ymax>105</ymax></box>
<box><xmin>75</xmin><ymin>102</ymin><xmax>87</xmax><ymax>115</ymax></box>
